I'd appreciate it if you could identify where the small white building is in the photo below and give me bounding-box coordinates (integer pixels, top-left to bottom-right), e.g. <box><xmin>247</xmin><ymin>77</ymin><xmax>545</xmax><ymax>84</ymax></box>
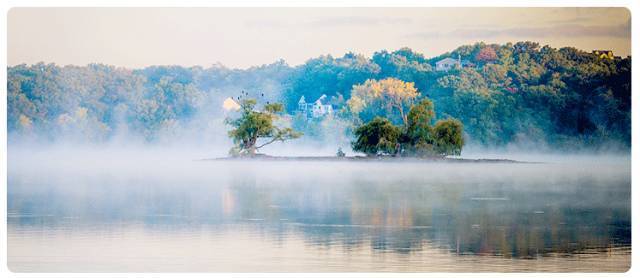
<box><xmin>435</xmin><ymin>55</ymin><xmax>475</xmax><ymax>71</ymax></box>
<box><xmin>298</xmin><ymin>96</ymin><xmax>308</xmax><ymax>112</ymax></box>
<box><xmin>435</xmin><ymin>57</ymin><xmax>460</xmax><ymax>71</ymax></box>
<box><xmin>298</xmin><ymin>94</ymin><xmax>333</xmax><ymax>119</ymax></box>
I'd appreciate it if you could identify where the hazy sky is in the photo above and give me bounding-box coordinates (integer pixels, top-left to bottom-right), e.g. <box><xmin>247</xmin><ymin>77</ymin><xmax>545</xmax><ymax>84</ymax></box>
<box><xmin>8</xmin><ymin>7</ymin><xmax>631</xmax><ymax>69</ymax></box>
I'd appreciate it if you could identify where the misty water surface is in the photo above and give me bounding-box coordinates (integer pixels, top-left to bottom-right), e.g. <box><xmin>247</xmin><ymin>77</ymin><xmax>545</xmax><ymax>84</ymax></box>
<box><xmin>7</xmin><ymin>148</ymin><xmax>631</xmax><ymax>272</ymax></box>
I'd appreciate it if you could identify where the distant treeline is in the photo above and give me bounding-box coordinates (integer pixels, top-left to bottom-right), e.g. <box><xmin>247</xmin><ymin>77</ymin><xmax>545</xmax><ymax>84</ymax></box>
<box><xmin>7</xmin><ymin>41</ymin><xmax>631</xmax><ymax>150</ymax></box>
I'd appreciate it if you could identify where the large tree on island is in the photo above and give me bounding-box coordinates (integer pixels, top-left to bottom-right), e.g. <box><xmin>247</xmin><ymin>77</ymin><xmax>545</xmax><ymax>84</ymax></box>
<box><xmin>351</xmin><ymin>116</ymin><xmax>402</xmax><ymax>156</ymax></box>
<box><xmin>402</xmin><ymin>99</ymin><xmax>438</xmax><ymax>156</ymax></box>
<box><xmin>225</xmin><ymin>99</ymin><xmax>301</xmax><ymax>156</ymax></box>
<box><xmin>433</xmin><ymin>119</ymin><xmax>465</xmax><ymax>156</ymax></box>
<box><xmin>348</xmin><ymin>80</ymin><xmax>465</xmax><ymax>157</ymax></box>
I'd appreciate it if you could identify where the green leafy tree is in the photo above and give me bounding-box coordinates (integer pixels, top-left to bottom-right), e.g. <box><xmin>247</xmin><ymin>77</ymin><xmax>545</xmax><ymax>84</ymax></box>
<box><xmin>372</xmin><ymin>48</ymin><xmax>433</xmax><ymax>87</ymax></box>
<box><xmin>6</xmin><ymin>41</ymin><xmax>631</xmax><ymax>150</ymax></box>
<box><xmin>406</xmin><ymin>99</ymin><xmax>435</xmax><ymax>140</ymax></box>
<box><xmin>352</xmin><ymin>95</ymin><xmax>465</xmax><ymax>158</ymax></box>
<box><xmin>351</xmin><ymin>117</ymin><xmax>401</xmax><ymax>156</ymax></box>
<box><xmin>226</xmin><ymin>99</ymin><xmax>301</xmax><ymax>156</ymax></box>
<box><xmin>403</xmin><ymin>99</ymin><xmax>437</xmax><ymax>156</ymax></box>
<box><xmin>433</xmin><ymin>119</ymin><xmax>465</xmax><ymax>156</ymax></box>
<box><xmin>285</xmin><ymin>53</ymin><xmax>380</xmax><ymax>112</ymax></box>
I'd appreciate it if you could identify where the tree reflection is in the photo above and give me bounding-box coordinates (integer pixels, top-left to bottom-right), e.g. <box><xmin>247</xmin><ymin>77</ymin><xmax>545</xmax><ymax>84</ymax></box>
<box><xmin>9</xmin><ymin>162</ymin><xmax>631</xmax><ymax>259</ymax></box>
<box><xmin>219</xmin><ymin>171</ymin><xmax>630</xmax><ymax>258</ymax></box>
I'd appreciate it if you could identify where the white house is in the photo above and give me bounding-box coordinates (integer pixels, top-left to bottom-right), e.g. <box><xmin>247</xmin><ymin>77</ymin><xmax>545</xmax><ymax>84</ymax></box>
<box><xmin>298</xmin><ymin>95</ymin><xmax>333</xmax><ymax>119</ymax></box>
<box><xmin>298</xmin><ymin>96</ymin><xmax>308</xmax><ymax>112</ymax></box>
<box><xmin>435</xmin><ymin>57</ymin><xmax>460</xmax><ymax>71</ymax></box>
<box><xmin>435</xmin><ymin>55</ymin><xmax>476</xmax><ymax>71</ymax></box>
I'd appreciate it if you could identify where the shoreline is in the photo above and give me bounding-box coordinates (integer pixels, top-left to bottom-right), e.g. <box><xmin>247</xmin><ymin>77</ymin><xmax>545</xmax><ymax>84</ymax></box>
<box><xmin>201</xmin><ymin>155</ymin><xmax>535</xmax><ymax>164</ymax></box>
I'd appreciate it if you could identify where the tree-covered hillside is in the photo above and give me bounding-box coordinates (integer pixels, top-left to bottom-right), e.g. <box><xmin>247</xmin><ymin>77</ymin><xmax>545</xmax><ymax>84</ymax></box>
<box><xmin>7</xmin><ymin>41</ymin><xmax>631</xmax><ymax>150</ymax></box>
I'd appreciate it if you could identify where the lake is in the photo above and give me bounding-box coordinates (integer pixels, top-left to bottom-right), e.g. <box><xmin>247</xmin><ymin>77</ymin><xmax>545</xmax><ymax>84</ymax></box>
<box><xmin>7</xmin><ymin>152</ymin><xmax>631</xmax><ymax>272</ymax></box>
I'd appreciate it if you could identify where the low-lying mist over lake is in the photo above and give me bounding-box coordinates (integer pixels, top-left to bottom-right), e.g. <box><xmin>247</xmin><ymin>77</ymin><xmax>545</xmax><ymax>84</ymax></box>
<box><xmin>7</xmin><ymin>146</ymin><xmax>631</xmax><ymax>272</ymax></box>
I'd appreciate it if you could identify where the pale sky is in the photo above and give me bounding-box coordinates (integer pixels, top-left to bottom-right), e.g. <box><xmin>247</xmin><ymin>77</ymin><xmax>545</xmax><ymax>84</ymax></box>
<box><xmin>7</xmin><ymin>7</ymin><xmax>631</xmax><ymax>69</ymax></box>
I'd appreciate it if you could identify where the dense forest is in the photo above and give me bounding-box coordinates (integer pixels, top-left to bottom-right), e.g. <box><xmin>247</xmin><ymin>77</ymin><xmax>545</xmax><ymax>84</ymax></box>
<box><xmin>7</xmin><ymin>41</ymin><xmax>631</xmax><ymax>151</ymax></box>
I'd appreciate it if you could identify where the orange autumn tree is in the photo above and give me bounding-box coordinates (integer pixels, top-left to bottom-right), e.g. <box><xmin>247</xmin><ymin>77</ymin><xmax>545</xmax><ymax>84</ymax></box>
<box><xmin>475</xmin><ymin>46</ymin><xmax>498</xmax><ymax>63</ymax></box>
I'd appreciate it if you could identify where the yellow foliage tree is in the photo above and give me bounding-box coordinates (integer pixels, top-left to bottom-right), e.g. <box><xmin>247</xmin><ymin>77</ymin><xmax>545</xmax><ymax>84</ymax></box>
<box><xmin>18</xmin><ymin>114</ymin><xmax>33</xmax><ymax>131</ymax></box>
<box><xmin>347</xmin><ymin>78</ymin><xmax>419</xmax><ymax>125</ymax></box>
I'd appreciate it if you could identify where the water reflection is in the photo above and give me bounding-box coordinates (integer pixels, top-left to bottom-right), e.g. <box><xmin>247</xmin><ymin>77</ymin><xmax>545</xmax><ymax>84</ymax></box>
<box><xmin>7</xmin><ymin>160</ymin><xmax>631</xmax><ymax>272</ymax></box>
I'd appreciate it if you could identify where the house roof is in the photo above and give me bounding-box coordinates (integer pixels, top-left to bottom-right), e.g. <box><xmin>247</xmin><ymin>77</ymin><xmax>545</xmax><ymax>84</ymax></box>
<box><xmin>436</xmin><ymin>57</ymin><xmax>459</xmax><ymax>65</ymax></box>
<box><xmin>315</xmin><ymin>94</ymin><xmax>327</xmax><ymax>104</ymax></box>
